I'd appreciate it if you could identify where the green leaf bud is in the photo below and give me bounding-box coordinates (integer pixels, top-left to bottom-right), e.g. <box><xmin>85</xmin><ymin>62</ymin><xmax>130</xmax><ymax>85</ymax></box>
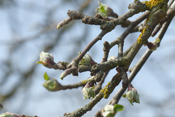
<box><xmin>43</xmin><ymin>74</ymin><xmax>62</xmax><ymax>91</ymax></box>
<box><xmin>96</xmin><ymin>1</ymin><xmax>109</xmax><ymax>17</ymax></box>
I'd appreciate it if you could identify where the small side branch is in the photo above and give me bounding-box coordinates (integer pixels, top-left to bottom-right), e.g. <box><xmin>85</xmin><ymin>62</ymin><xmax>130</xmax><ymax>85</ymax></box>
<box><xmin>102</xmin><ymin>41</ymin><xmax>110</xmax><ymax>62</ymax></box>
<box><xmin>61</xmin><ymin>82</ymin><xmax>86</xmax><ymax>90</ymax></box>
<box><xmin>61</xmin><ymin>30</ymin><xmax>108</xmax><ymax>80</ymax></box>
<box><xmin>64</xmin><ymin>70</ymin><xmax>122</xmax><ymax>117</ymax></box>
<box><xmin>96</xmin><ymin>4</ymin><xmax>174</xmax><ymax>115</ymax></box>
<box><xmin>110</xmin><ymin>11</ymin><xmax>150</xmax><ymax>48</ymax></box>
<box><xmin>109</xmin><ymin>6</ymin><xmax>174</xmax><ymax>108</ymax></box>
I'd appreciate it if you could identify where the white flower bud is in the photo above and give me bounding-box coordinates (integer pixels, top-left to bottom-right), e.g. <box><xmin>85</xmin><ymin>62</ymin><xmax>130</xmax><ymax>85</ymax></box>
<box><xmin>37</xmin><ymin>51</ymin><xmax>55</xmax><ymax>68</ymax></box>
<box><xmin>102</xmin><ymin>104</ymin><xmax>124</xmax><ymax>117</ymax></box>
<box><xmin>82</xmin><ymin>87</ymin><xmax>95</xmax><ymax>100</ymax></box>
<box><xmin>126</xmin><ymin>84</ymin><xmax>140</xmax><ymax>105</ymax></box>
<box><xmin>82</xmin><ymin>81</ymin><xmax>95</xmax><ymax>100</ymax></box>
<box><xmin>102</xmin><ymin>105</ymin><xmax>115</xmax><ymax>117</ymax></box>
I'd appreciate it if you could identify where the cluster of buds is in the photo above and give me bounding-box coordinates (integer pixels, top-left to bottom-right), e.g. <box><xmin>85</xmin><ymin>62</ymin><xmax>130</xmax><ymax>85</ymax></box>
<box><xmin>43</xmin><ymin>72</ymin><xmax>62</xmax><ymax>91</ymax></box>
<box><xmin>102</xmin><ymin>104</ymin><xmax>124</xmax><ymax>117</ymax></box>
<box><xmin>82</xmin><ymin>81</ymin><xmax>96</xmax><ymax>100</ymax></box>
<box><xmin>36</xmin><ymin>51</ymin><xmax>56</xmax><ymax>68</ymax></box>
<box><xmin>124</xmin><ymin>84</ymin><xmax>140</xmax><ymax>105</ymax></box>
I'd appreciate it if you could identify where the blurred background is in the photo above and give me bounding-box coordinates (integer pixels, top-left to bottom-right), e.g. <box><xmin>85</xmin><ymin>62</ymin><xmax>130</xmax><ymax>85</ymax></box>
<box><xmin>0</xmin><ymin>0</ymin><xmax>175</xmax><ymax>117</ymax></box>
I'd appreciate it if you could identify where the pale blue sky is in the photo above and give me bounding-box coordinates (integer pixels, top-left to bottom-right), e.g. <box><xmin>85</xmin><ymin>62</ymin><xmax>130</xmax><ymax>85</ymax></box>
<box><xmin>0</xmin><ymin>0</ymin><xmax>175</xmax><ymax>117</ymax></box>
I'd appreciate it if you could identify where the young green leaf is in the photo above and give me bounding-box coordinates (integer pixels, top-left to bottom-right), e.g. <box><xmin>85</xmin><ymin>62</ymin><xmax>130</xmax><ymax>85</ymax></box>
<box><xmin>95</xmin><ymin>1</ymin><xmax>108</xmax><ymax>17</ymax></box>
<box><xmin>100</xmin><ymin>6</ymin><xmax>105</xmax><ymax>13</ymax></box>
<box><xmin>36</xmin><ymin>61</ymin><xmax>42</xmax><ymax>64</ymax></box>
<box><xmin>122</xmin><ymin>93</ymin><xmax>126</xmax><ymax>98</ymax></box>
<box><xmin>114</xmin><ymin>104</ymin><xmax>124</xmax><ymax>112</ymax></box>
<box><xmin>44</xmin><ymin>72</ymin><xmax>50</xmax><ymax>81</ymax></box>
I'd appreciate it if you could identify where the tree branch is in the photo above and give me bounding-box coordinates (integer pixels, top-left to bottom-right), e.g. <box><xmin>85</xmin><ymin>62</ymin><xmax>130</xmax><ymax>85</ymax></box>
<box><xmin>95</xmin><ymin>3</ymin><xmax>174</xmax><ymax>115</ymax></box>
<box><xmin>64</xmin><ymin>69</ymin><xmax>121</xmax><ymax>117</ymax></box>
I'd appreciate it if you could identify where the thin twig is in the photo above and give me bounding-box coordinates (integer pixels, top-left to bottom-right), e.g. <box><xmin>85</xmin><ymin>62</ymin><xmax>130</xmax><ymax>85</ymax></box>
<box><xmin>102</xmin><ymin>41</ymin><xmax>110</xmax><ymax>62</ymax></box>
<box><xmin>95</xmin><ymin>1</ymin><xmax>172</xmax><ymax>116</ymax></box>
<box><xmin>77</xmin><ymin>30</ymin><xmax>108</xmax><ymax>62</ymax></box>
<box><xmin>110</xmin><ymin>11</ymin><xmax>150</xmax><ymax>48</ymax></box>
<box><xmin>61</xmin><ymin>82</ymin><xmax>86</xmax><ymax>90</ymax></box>
<box><xmin>95</xmin><ymin>15</ymin><xmax>173</xmax><ymax>114</ymax></box>
<box><xmin>94</xmin><ymin>71</ymin><xmax>109</xmax><ymax>95</ymax></box>
<box><xmin>64</xmin><ymin>71</ymin><xmax>121</xmax><ymax>117</ymax></box>
<box><xmin>151</xmin><ymin>0</ymin><xmax>175</xmax><ymax>37</ymax></box>
<box><xmin>58</xmin><ymin>0</ymin><xmax>150</xmax><ymax>79</ymax></box>
<box><xmin>60</xmin><ymin>30</ymin><xmax>108</xmax><ymax>79</ymax></box>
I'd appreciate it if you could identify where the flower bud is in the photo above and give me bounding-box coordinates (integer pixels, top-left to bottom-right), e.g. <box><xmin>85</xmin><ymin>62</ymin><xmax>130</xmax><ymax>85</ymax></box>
<box><xmin>82</xmin><ymin>81</ymin><xmax>95</xmax><ymax>100</ymax></box>
<box><xmin>79</xmin><ymin>52</ymin><xmax>95</xmax><ymax>66</ymax></box>
<box><xmin>43</xmin><ymin>72</ymin><xmax>62</xmax><ymax>91</ymax></box>
<box><xmin>96</xmin><ymin>2</ymin><xmax>108</xmax><ymax>17</ymax></box>
<box><xmin>95</xmin><ymin>1</ymin><xmax>117</xmax><ymax>18</ymax></box>
<box><xmin>43</xmin><ymin>78</ymin><xmax>62</xmax><ymax>91</ymax></box>
<box><xmin>102</xmin><ymin>104</ymin><xmax>124</xmax><ymax>117</ymax></box>
<box><xmin>102</xmin><ymin>105</ymin><xmax>115</xmax><ymax>117</ymax></box>
<box><xmin>36</xmin><ymin>51</ymin><xmax>55</xmax><ymax>68</ymax></box>
<box><xmin>126</xmin><ymin>84</ymin><xmax>140</xmax><ymax>105</ymax></box>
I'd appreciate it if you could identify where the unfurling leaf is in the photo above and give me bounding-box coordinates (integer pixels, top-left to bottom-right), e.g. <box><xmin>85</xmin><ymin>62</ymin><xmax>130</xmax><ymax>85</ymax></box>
<box><xmin>44</xmin><ymin>72</ymin><xmax>50</xmax><ymax>81</ymax></box>
<box><xmin>43</xmin><ymin>78</ymin><xmax>62</xmax><ymax>91</ymax></box>
<box><xmin>114</xmin><ymin>104</ymin><xmax>124</xmax><ymax>112</ymax></box>
<box><xmin>96</xmin><ymin>1</ymin><xmax>109</xmax><ymax>17</ymax></box>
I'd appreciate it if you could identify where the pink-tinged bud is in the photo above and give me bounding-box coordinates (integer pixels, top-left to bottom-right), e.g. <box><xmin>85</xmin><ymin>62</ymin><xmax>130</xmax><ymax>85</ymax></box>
<box><xmin>126</xmin><ymin>84</ymin><xmax>140</xmax><ymax>105</ymax></box>
<box><xmin>82</xmin><ymin>81</ymin><xmax>95</xmax><ymax>100</ymax></box>
<box><xmin>36</xmin><ymin>51</ymin><xmax>55</xmax><ymax>68</ymax></box>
